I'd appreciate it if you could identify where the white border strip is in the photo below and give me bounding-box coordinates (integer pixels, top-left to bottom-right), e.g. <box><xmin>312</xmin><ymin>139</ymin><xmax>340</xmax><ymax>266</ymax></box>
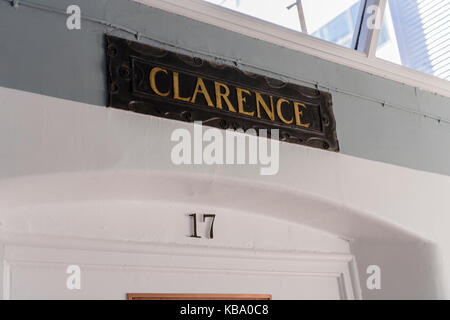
<box><xmin>135</xmin><ymin>0</ymin><xmax>450</xmax><ymax>98</ymax></box>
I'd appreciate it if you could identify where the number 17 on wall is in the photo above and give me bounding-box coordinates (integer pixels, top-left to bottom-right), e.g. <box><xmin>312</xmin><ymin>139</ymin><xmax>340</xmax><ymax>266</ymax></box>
<box><xmin>189</xmin><ymin>214</ymin><xmax>216</xmax><ymax>239</ymax></box>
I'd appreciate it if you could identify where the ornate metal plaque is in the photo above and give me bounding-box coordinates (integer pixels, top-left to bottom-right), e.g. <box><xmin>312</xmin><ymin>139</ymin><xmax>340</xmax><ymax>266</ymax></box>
<box><xmin>106</xmin><ymin>35</ymin><xmax>339</xmax><ymax>151</ymax></box>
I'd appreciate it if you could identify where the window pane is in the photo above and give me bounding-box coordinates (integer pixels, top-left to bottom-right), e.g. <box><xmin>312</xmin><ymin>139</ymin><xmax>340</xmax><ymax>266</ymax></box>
<box><xmin>376</xmin><ymin>0</ymin><xmax>450</xmax><ymax>80</ymax></box>
<box><xmin>202</xmin><ymin>0</ymin><xmax>363</xmax><ymax>48</ymax></box>
<box><xmin>202</xmin><ymin>0</ymin><xmax>305</xmax><ymax>32</ymax></box>
<box><xmin>303</xmin><ymin>0</ymin><xmax>362</xmax><ymax>48</ymax></box>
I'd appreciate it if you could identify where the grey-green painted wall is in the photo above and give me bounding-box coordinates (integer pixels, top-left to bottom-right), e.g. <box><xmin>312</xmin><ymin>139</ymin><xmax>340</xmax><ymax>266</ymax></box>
<box><xmin>1</xmin><ymin>0</ymin><xmax>450</xmax><ymax>175</ymax></box>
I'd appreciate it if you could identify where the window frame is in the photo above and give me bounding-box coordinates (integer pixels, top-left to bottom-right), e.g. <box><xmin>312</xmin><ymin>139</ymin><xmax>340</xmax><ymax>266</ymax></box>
<box><xmin>136</xmin><ymin>0</ymin><xmax>450</xmax><ymax>97</ymax></box>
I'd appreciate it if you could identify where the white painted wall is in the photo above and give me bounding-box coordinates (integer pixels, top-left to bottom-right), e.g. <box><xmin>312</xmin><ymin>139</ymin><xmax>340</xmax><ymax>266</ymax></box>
<box><xmin>1</xmin><ymin>86</ymin><xmax>449</xmax><ymax>299</ymax></box>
